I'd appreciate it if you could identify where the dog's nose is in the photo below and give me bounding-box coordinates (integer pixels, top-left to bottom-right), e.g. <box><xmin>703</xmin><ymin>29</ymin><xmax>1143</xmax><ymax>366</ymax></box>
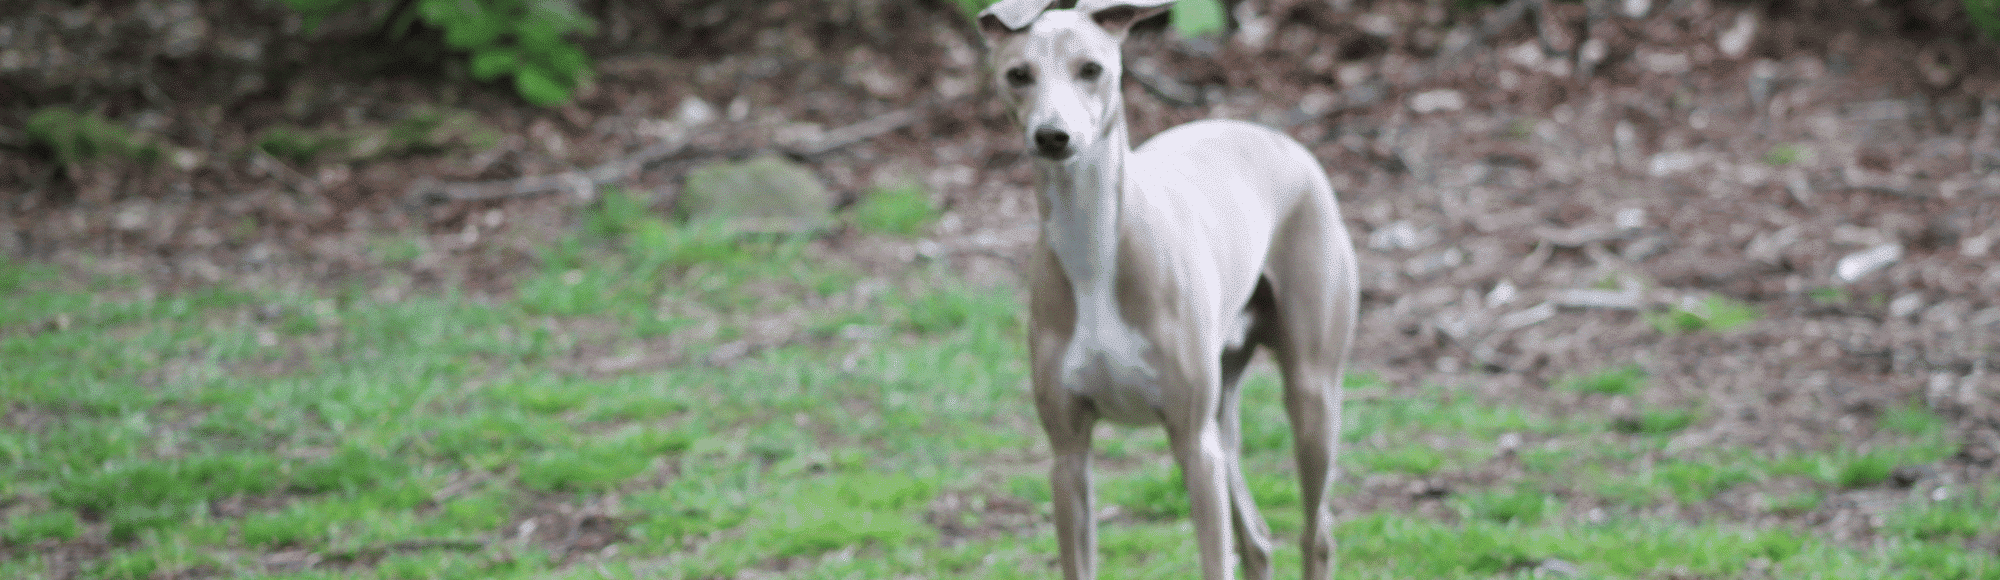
<box><xmin>1033</xmin><ymin>128</ymin><xmax>1071</xmax><ymax>158</ymax></box>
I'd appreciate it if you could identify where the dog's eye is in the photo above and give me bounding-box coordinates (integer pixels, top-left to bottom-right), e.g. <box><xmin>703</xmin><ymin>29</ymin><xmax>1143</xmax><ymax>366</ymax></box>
<box><xmin>1005</xmin><ymin>66</ymin><xmax>1033</xmax><ymax>87</ymax></box>
<box><xmin>1078</xmin><ymin>62</ymin><xmax>1102</xmax><ymax>81</ymax></box>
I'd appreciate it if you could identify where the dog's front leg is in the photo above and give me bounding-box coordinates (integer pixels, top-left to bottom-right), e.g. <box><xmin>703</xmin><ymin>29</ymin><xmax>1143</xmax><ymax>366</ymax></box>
<box><xmin>1163</xmin><ymin>343</ymin><xmax>1236</xmax><ymax>580</ymax></box>
<box><xmin>1050</xmin><ymin>437</ymin><xmax>1096</xmax><ymax>579</ymax></box>
<box><xmin>1034</xmin><ymin>337</ymin><xmax>1100</xmax><ymax>580</ymax></box>
<box><xmin>1170</xmin><ymin>415</ymin><xmax>1236</xmax><ymax>580</ymax></box>
<box><xmin>1040</xmin><ymin>392</ymin><xmax>1098</xmax><ymax>579</ymax></box>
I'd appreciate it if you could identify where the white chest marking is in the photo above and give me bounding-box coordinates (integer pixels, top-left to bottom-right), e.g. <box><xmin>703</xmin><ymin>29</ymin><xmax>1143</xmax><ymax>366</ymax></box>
<box><xmin>1058</xmin><ymin>286</ymin><xmax>1161</xmax><ymax>425</ymax></box>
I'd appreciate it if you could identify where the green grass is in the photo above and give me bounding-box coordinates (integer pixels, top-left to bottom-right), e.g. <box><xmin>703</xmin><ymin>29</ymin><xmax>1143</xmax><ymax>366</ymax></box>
<box><xmin>1556</xmin><ymin>363</ymin><xmax>1648</xmax><ymax>396</ymax></box>
<box><xmin>1763</xmin><ymin>143</ymin><xmax>1808</xmax><ymax>166</ymax></box>
<box><xmin>1810</xmin><ymin>286</ymin><xmax>1851</xmax><ymax>304</ymax></box>
<box><xmin>0</xmin><ymin>211</ymin><xmax>1987</xmax><ymax>580</ymax></box>
<box><xmin>1647</xmin><ymin>294</ymin><xmax>1761</xmax><ymax>333</ymax></box>
<box><xmin>1612</xmin><ymin>406</ymin><xmax>1701</xmax><ymax>435</ymax></box>
<box><xmin>851</xmin><ymin>182</ymin><xmax>936</xmax><ymax>237</ymax></box>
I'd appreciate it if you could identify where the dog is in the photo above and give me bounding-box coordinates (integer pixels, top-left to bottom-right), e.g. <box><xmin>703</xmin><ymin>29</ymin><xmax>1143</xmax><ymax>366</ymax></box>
<box><xmin>975</xmin><ymin>1</ymin><xmax>1360</xmax><ymax>578</ymax></box>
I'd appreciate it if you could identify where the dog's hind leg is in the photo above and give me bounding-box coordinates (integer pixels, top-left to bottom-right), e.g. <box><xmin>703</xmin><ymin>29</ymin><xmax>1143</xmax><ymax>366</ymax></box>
<box><xmin>1263</xmin><ymin>192</ymin><xmax>1358</xmax><ymax>580</ymax></box>
<box><xmin>1217</xmin><ymin>281</ymin><xmax>1278</xmax><ymax>580</ymax></box>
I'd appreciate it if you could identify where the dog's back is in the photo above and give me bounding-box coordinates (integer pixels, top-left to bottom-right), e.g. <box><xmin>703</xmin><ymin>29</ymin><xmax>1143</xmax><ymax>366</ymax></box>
<box><xmin>1125</xmin><ymin>119</ymin><xmax>1342</xmax><ymax>308</ymax></box>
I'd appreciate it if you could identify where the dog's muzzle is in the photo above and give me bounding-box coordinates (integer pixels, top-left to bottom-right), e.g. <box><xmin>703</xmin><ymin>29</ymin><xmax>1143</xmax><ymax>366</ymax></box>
<box><xmin>1033</xmin><ymin>127</ymin><xmax>1073</xmax><ymax>160</ymax></box>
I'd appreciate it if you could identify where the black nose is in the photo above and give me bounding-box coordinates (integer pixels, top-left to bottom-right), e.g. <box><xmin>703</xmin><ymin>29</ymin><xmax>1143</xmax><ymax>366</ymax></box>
<box><xmin>1033</xmin><ymin>128</ymin><xmax>1070</xmax><ymax>158</ymax></box>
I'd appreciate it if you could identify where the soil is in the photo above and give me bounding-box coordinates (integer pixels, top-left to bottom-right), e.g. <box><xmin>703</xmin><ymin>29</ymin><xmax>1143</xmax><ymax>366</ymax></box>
<box><xmin>5</xmin><ymin>0</ymin><xmax>2000</xmax><ymax>573</ymax></box>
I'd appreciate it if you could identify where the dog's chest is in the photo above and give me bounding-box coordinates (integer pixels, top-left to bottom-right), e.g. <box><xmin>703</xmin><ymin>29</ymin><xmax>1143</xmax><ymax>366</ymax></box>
<box><xmin>1059</xmin><ymin>300</ymin><xmax>1165</xmax><ymax>425</ymax></box>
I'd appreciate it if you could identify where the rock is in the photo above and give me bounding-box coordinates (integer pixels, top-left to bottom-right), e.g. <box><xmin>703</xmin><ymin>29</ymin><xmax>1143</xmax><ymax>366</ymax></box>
<box><xmin>1746</xmin><ymin>226</ymin><xmax>1801</xmax><ymax>264</ymax></box>
<box><xmin>1636</xmin><ymin>50</ymin><xmax>1690</xmax><ymax>75</ymax></box>
<box><xmin>1551</xmin><ymin>288</ymin><xmax>1642</xmax><ymax>310</ymax></box>
<box><xmin>1717</xmin><ymin>11</ymin><xmax>1757</xmax><ymax>59</ymax></box>
<box><xmin>1368</xmin><ymin>220</ymin><xmax>1435</xmax><ymax>251</ymax></box>
<box><xmin>1405</xmin><ymin>246</ymin><xmax>1464</xmax><ymax>277</ymax></box>
<box><xmin>679</xmin><ymin>156</ymin><xmax>834</xmax><ymax>235</ymax></box>
<box><xmin>1621</xmin><ymin>0</ymin><xmax>1650</xmax><ymax>18</ymax></box>
<box><xmin>1961</xmin><ymin>230</ymin><xmax>1995</xmax><ymax>258</ymax></box>
<box><xmin>1496</xmin><ymin>302</ymin><xmax>1555</xmax><ymax>330</ymax></box>
<box><xmin>1535</xmin><ymin>558</ymin><xmax>1582</xmax><ymax>578</ymax></box>
<box><xmin>1505</xmin><ymin>41</ymin><xmax>1543</xmax><ymax>69</ymax></box>
<box><xmin>1888</xmin><ymin>293</ymin><xmax>1925</xmax><ymax>318</ymax></box>
<box><xmin>1408</xmin><ymin>89</ymin><xmax>1465</xmax><ymax>114</ymax></box>
<box><xmin>1614</xmin><ymin>207</ymin><xmax>1646</xmax><ymax>230</ymax></box>
<box><xmin>1356</xmin><ymin>13</ymin><xmax>1396</xmax><ymax>38</ymax></box>
<box><xmin>1890</xmin><ymin>465</ymin><xmax>1934</xmax><ymax>488</ymax></box>
<box><xmin>1835</xmin><ymin>243</ymin><xmax>1901</xmax><ymax>283</ymax></box>
<box><xmin>1486</xmin><ymin>279</ymin><xmax>1518</xmax><ymax>308</ymax></box>
<box><xmin>676</xmin><ymin>97</ymin><xmax>718</xmax><ymax>127</ymax></box>
<box><xmin>1648</xmin><ymin>151</ymin><xmax>1698</xmax><ymax>177</ymax></box>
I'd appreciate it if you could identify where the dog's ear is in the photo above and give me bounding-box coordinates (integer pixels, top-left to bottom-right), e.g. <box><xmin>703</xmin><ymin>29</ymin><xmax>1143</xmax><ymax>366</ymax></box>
<box><xmin>1077</xmin><ymin>0</ymin><xmax>1174</xmax><ymax>42</ymax></box>
<box><xmin>977</xmin><ymin>0</ymin><xmax>1056</xmax><ymax>46</ymax></box>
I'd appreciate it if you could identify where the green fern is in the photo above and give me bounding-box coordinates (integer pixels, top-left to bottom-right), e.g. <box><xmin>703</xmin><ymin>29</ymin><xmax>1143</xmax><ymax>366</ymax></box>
<box><xmin>273</xmin><ymin>0</ymin><xmax>593</xmax><ymax>106</ymax></box>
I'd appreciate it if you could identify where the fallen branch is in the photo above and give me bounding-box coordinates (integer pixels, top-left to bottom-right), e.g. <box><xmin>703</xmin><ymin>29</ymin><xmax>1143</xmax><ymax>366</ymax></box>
<box><xmin>782</xmin><ymin>106</ymin><xmax>926</xmax><ymax>158</ymax></box>
<box><xmin>406</xmin><ymin>102</ymin><xmax>940</xmax><ymax>206</ymax></box>
<box><xmin>405</xmin><ymin>137</ymin><xmax>689</xmax><ymax>206</ymax></box>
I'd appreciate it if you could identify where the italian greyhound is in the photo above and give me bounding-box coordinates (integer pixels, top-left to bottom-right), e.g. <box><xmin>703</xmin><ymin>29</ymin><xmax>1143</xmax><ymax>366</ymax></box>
<box><xmin>976</xmin><ymin>1</ymin><xmax>1359</xmax><ymax>579</ymax></box>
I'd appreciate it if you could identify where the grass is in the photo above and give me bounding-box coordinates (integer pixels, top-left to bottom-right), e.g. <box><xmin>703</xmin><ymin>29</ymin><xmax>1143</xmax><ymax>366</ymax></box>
<box><xmin>1810</xmin><ymin>286</ymin><xmax>1851</xmax><ymax>304</ymax></box>
<box><xmin>1763</xmin><ymin>143</ymin><xmax>1809</xmax><ymax>166</ymax></box>
<box><xmin>851</xmin><ymin>182</ymin><xmax>936</xmax><ymax>237</ymax></box>
<box><xmin>1556</xmin><ymin>363</ymin><xmax>1648</xmax><ymax>396</ymax></box>
<box><xmin>1647</xmin><ymin>294</ymin><xmax>1761</xmax><ymax>333</ymax></box>
<box><xmin>0</xmin><ymin>204</ymin><xmax>1989</xmax><ymax>579</ymax></box>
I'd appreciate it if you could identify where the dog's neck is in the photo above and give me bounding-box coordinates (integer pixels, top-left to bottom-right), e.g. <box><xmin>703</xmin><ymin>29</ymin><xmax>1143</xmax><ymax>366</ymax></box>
<box><xmin>1037</xmin><ymin>108</ymin><xmax>1131</xmax><ymax>297</ymax></box>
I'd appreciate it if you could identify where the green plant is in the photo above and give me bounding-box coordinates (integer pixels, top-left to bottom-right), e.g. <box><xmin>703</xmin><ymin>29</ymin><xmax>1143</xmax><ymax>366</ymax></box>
<box><xmin>1816</xmin><ymin>449</ymin><xmax>1899</xmax><ymax>488</ymax></box>
<box><xmin>1887</xmin><ymin>497</ymin><xmax>1993</xmax><ymax>540</ymax></box>
<box><xmin>275</xmin><ymin>0</ymin><xmax>594</xmax><ymax>106</ymax></box>
<box><xmin>1167</xmin><ymin>0</ymin><xmax>1226</xmax><ymax>36</ymax></box>
<box><xmin>1879</xmin><ymin>400</ymin><xmax>1946</xmax><ymax>438</ymax></box>
<box><xmin>4</xmin><ymin>510</ymin><xmax>82</xmax><ymax>544</ymax></box>
<box><xmin>1970</xmin><ymin>0</ymin><xmax>2000</xmax><ymax>39</ymax></box>
<box><xmin>25</xmin><ymin>107</ymin><xmax>164</xmax><ymax>166</ymax></box>
<box><xmin>1453</xmin><ymin>487</ymin><xmax>1557</xmax><ymax>525</ymax></box>
<box><xmin>1655</xmin><ymin>460</ymin><xmax>1755</xmax><ymax>503</ymax></box>
<box><xmin>1808</xmin><ymin>286</ymin><xmax>1849</xmax><ymax>305</ymax></box>
<box><xmin>257</xmin><ymin>126</ymin><xmax>349</xmax><ymax>164</ymax></box>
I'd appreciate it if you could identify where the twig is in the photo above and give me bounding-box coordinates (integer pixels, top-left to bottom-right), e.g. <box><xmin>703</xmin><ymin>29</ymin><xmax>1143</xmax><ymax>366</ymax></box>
<box><xmin>1129</xmin><ymin>67</ymin><xmax>1206</xmax><ymax>108</ymax></box>
<box><xmin>782</xmin><ymin>105</ymin><xmax>927</xmax><ymax>159</ymax></box>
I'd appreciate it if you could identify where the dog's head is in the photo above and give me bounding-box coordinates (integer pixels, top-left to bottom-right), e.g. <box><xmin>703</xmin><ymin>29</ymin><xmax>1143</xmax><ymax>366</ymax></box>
<box><xmin>978</xmin><ymin>0</ymin><xmax>1172</xmax><ymax>161</ymax></box>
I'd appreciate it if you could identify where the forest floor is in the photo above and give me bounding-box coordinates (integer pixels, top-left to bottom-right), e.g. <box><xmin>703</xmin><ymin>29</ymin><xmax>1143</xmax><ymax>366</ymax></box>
<box><xmin>4</xmin><ymin>0</ymin><xmax>2000</xmax><ymax>577</ymax></box>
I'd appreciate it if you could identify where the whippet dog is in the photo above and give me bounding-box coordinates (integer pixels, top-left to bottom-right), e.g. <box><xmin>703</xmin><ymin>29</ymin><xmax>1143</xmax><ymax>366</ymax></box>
<box><xmin>976</xmin><ymin>1</ymin><xmax>1358</xmax><ymax>578</ymax></box>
